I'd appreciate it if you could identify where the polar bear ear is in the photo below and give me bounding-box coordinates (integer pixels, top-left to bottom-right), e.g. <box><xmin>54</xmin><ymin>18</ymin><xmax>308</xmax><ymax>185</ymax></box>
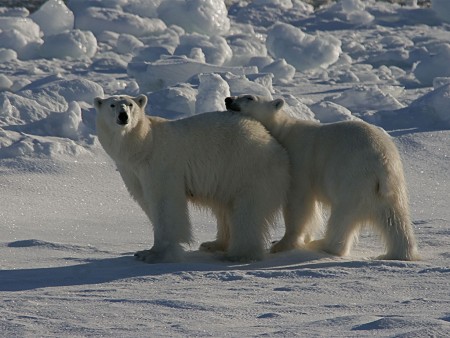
<box><xmin>94</xmin><ymin>97</ymin><xmax>103</xmax><ymax>109</ymax></box>
<box><xmin>272</xmin><ymin>98</ymin><xmax>285</xmax><ymax>110</ymax></box>
<box><xmin>134</xmin><ymin>94</ymin><xmax>148</xmax><ymax>109</ymax></box>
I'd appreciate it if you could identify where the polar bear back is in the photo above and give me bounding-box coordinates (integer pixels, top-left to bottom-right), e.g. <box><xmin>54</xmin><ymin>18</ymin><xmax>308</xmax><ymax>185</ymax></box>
<box><xmin>148</xmin><ymin>111</ymin><xmax>289</xmax><ymax>203</ymax></box>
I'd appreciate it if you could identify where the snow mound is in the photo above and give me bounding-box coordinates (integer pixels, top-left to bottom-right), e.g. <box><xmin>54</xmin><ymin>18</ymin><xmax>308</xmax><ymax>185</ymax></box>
<box><xmin>157</xmin><ymin>0</ymin><xmax>230</xmax><ymax>36</ymax></box>
<box><xmin>0</xmin><ymin>131</ymin><xmax>88</xmax><ymax>159</ymax></box>
<box><xmin>30</xmin><ymin>0</ymin><xmax>74</xmax><ymax>36</ymax></box>
<box><xmin>281</xmin><ymin>95</ymin><xmax>317</xmax><ymax>121</ymax></box>
<box><xmin>174</xmin><ymin>34</ymin><xmax>232</xmax><ymax>66</ymax></box>
<box><xmin>195</xmin><ymin>73</ymin><xmax>230</xmax><ymax>113</ymax></box>
<box><xmin>327</xmin><ymin>85</ymin><xmax>404</xmax><ymax>115</ymax></box>
<box><xmin>413</xmin><ymin>44</ymin><xmax>450</xmax><ymax>87</ymax></box>
<box><xmin>363</xmin><ymin>84</ymin><xmax>450</xmax><ymax>130</ymax></box>
<box><xmin>0</xmin><ymin>48</ymin><xmax>17</xmax><ymax>62</ymax></box>
<box><xmin>0</xmin><ymin>92</ymin><xmax>51</xmax><ymax>126</ymax></box>
<box><xmin>20</xmin><ymin>78</ymin><xmax>104</xmax><ymax>112</ymax></box>
<box><xmin>0</xmin><ymin>17</ymin><xmax>42</xmax><ymax>59</ymax></box>
<box><xmin>318</xmin><ymin>0</ymin><xmax>374</xmax><ymax>26</ymax></box>
<box><xmin>230</xmin><ymin>0</ymin><xmax>313</xmax><ymax>27</ymax></box>
<box><xmin>226</xmin><ymin>27</ymin><xmax>267</xmax><ymax>67</ymax></box>
<box><xmin>261</xmin><ymin>59</ymin><xmax>296</xmax><ymax>84</ymax></box>
<box><xmin>222</xmin><ymin>72</ymin><xmax>273</xmax><ymax>97</ymax></box>
<box><xmin>39</xmin><ymin>29</ymin><xmax>97</xmax><ymax>59</ymax></box>
<box><xmin>147</xmin><ymin>83</ymin><xmax>198</xmax><ymax>118</ymax></box>
<box><xmin>6</xmin><ymin>101</ymin><xmax>86</xmax><ymax>141</ymax></box>
<box><xmin>266</xmin><ymin>23</ymin><xmax>341</xmax><ymax>71</ymax></box>
<box><xmin>309</xmin><ymin>101</ymin><xmax>360</xmax><ymax>123</ymax></box>
<box><xmin>128</xmin><ymin>56</ymin><xmax>257</xmax><ymax>92</ymax></box>
<box><xmin>76</xmin><ymin>7</ymin><xmax>166</xmax><ymax>37</ymax></box>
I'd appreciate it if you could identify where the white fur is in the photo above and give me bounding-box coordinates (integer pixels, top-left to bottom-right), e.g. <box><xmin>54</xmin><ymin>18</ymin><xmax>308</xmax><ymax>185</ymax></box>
<box><xmin>226</xmin><ymin>94</ymin><xmax>419</xmax><ymax>261</ymax></box>
<box><xmin>94</xmin><ymin>94</ymin><xmax>289</xmax><ymax>263</ymax></box>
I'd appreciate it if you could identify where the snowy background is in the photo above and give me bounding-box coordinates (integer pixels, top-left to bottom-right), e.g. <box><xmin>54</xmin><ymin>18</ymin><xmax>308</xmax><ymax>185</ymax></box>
<box><xmin>0</xmin><ymin>0</ymin><xmax>449</xmax><ymax>336</ymax></box>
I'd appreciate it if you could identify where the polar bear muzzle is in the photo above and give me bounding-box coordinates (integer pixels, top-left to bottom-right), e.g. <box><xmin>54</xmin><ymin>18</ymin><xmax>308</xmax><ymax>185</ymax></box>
<box><xmin>117</xmin><ymin>110</ymin><xmax>129</xmax><ymax>125</ymax></box>
<box><xmin>225</xmin><ymin>97</ymin><xmax>240</xmax><ymax>111</ymax></box>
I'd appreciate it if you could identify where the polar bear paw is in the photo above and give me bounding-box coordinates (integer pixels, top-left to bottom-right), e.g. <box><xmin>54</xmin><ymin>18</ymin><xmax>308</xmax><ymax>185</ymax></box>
<box><xmin>134</xmin><ymin>245</ymin><xmax>184</xmax><ymax>263</ymax></box>
<box><xmin>199</xmin><ymin>240</ymin><xmax>227</xmax><ymax>253</ymax></box>
<box><xmin>270</xmin><ymin>237</ymin><xmax>303</xmax><ymax>253</ymax></box>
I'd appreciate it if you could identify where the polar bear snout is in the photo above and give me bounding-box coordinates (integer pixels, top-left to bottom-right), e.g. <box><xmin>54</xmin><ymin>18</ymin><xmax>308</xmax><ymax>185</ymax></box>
<box><xmin>225</xmin><ymin>96</ymin><xmax>239</xmax><ymax>111</ymax></box>
<box><xmin>117</xmin><ymin>111</ymin><xmax>129</xmax><ymax>125</ymax></box>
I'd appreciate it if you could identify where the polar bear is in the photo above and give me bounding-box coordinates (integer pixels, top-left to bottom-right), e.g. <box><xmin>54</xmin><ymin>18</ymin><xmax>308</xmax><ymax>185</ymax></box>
<box><xmin>226</xmin><ymin>94</ymin><xmax>419</xmax><ymax>261</ymax></box>
<box><xmin>94</xmin><ymin>94</ymin><xmax>289</xmax><ymax>263</ymax></box>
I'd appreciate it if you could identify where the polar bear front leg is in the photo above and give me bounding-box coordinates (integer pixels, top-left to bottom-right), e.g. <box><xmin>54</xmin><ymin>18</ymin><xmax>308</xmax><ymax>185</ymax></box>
<box><xmin>135</xmin><ymin>183</ymin><xmax>192</xmax><ymax>263</ymax></box>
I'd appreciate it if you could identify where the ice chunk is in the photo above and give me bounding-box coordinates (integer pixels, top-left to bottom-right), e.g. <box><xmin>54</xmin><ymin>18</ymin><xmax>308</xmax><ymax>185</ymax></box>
<box><xmin>128</xmin><ymin>56</ymin><xmax>257</xmax><ymax>92</ymax></box>
<box><xmin>0</xmin><ymin>17</ymin><xmax>41</xmax><ymax>40</ymax></box>
<box><xmin>31</xmin><ymin>0</ymin><xmax>74</xmax><ymax>36</ymax></box>
<box><xmin>309</xmin><ymin>101</ymin><xmax>360</xmax><ymax>123</ymax></box>
<box><xmin>147</xmin><ymin>84</ymin><xmax>198</xmax><ymax>119</ymax></box>
<box><xmin>20</xmin><ymin>78</ymin><xmax>104</xmax><ymax>112</ymax></box>
<box><xmin>115</xmin><ymin>34</ymin><xmax>144</xmax><ymax>54</ymax></box>
<box><xmin>414</xmin><ymin>44</ymin><xmax>450</xmax><ymax>87</ymax></box>
<box><xmin>0</xmin><ymin>49</ymin><xmax>17</xmax><ymax>62</ymax></box>
<box><xmin>320</xmin><ymin>0</ymin><xmax>374</xmax><ymax>26</ymax></box>
<box><xmin>0</xmin><ymin>17</ymin><xmax>42</xmax><ymax>59</ymax></box>
<box><xmin>158</xmin><ymin>0</ymin><xmax>230</xmax><ymax>36</ymax></box>
<box><xmin>0</xmin><ymin>92</ymin><xmax>51</xmax><ymax>126</ymax></box>
<box><xmin>0</xmin><ymin>74</ymin><xmax>13</xmax><ymax>91</ymax></box>
<box><xmin>326</xmin><ymin>85</ymin><xmax>404</xmax><ymax>114</ymax></box>
<box><xmin>76</xmin><ymin>7</ymin><xmax>166</xmax><ymax>37</ymax></box>
<box><xmin>283</xmin><ymin>95</ymin><xmax>317</xmax><ymax>121</ymax></box>
<box><xmin>266</xmin><ymin>23</ymin><xmax>341</xmax><ymax>71</ymax></box>
<box><xmin>174</xmin><ymin>34</ymin><xmax>232</xmax><ymax>66</ymax></box>
<box><xmin>261</xmin><ymin>59</ymin><xmax>296</xmax><ymax>84</ymax></box>
<box><xmin>195</xmin><ymin>73</ymin><xmax>230</xmax><ymax>113</ymax></box>
<box><xmin>124</xmin><ymin>0</ymin><xmax>163</xmax><ymax>18</ymax></box>
<box><xmin>39</xmin><ymin>30</ymin><xmax>97</xmax><ymax>59</ymax></box>
<box><xmin>227</xmin><ymin>32</ymin><xmax>267</xmax><ymax>67</ymax></box>
<box><xmin>222</xmin><ymin>72</ymin><xmax>272</xmax><ymax>98</ymax></box>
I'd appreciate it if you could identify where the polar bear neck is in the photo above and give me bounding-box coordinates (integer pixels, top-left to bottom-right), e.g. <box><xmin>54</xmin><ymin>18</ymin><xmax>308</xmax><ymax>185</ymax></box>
<box><xmin>99</xmin><ymin>116</ymin><xmax>153</xmax><ymax>164</ymax></box>
<box><xmin>262</xmin><ymin>110</ymin><xmax>296</xmax><ymax>141</ymax></box>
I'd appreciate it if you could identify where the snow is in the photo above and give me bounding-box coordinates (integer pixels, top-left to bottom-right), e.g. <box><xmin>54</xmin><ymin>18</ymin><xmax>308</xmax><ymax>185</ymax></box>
<box><xmin>0</xmin><ymin>0</ymin><xmax>449</xmax><ymax>336</ymax></box>
<box><xmin>266</xmin><ymin>22</ymin><xmax>342</xmax><ymax>71</ymax></box>
<box><xmin>30</xmin><ymin>0</ymin><xmax>74</xmax><ymax>36</ymax></box>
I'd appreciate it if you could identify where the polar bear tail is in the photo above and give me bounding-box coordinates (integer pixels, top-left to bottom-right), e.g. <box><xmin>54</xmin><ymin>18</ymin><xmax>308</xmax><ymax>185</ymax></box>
<box><xmin>375</xmin><ymin>158</ymin><xmax>419</xmax><ymax>261</ymax></box>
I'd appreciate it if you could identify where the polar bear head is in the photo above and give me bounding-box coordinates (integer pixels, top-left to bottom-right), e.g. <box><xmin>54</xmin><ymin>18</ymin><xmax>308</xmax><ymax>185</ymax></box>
<box><xmin>94</xmin><ymin>94</ymin><xmax>148</xmax><ymax>131</ymax></box>
<box><xmin>225</xmin><ymin>94</ymin><xmax>285</xmax><ymax>121</ymax></box>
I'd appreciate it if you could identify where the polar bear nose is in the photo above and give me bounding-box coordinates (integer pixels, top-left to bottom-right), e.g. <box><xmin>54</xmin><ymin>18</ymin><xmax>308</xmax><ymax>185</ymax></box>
<box><xmin>117</xmin><ymin>111</ymin><xmax>129</xmax><ymax>125</ymax></box>
<box><xmin>225</xmin><ymin>97</ymin><xmax>233</xmax><ymax>110</ymax></box>
<box><xmin>225</xmin><ymin>97</ymin><xmax>239</xmax><ymax>111</ymax></box>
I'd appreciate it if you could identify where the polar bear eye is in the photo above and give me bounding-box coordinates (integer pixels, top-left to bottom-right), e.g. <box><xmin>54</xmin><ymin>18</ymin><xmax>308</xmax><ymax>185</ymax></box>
<box><xmin>246</xmin><ymin>96</ymin><xmax>254</xmax><ymax>101</ymax></box>
<box><xmin>110</xmin><ymin>104</ymin><xmax>115</xmax><ymax>108</ymax></box>
<box><xmin>128</xmin><ymin>103</ymin><xmax>133</xmax><ymax>107</ymax></box>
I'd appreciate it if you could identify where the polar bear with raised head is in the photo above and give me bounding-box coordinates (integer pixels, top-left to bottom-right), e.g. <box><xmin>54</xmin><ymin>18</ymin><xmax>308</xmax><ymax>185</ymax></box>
<box><xmin>94</xmin><ymin>94</ymin><xmax>289</xmax><ymax>263</ymax></box>
<box><xmin>225</xmin><ymin>94</ymin><xmax>419</xmax><ymax>261</ymax></box>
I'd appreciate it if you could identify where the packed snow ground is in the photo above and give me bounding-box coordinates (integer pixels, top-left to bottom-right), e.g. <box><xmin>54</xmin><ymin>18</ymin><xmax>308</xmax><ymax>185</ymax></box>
<box><xmin>0</xmin><ymin>0</ymin><xmax>449</xmax><ymax>336</ymax></box>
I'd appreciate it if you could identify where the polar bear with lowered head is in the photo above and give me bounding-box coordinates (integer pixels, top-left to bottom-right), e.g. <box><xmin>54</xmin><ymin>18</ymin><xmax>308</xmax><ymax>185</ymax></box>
<box><xmin>94</xmin><ymin>94</ymin><xmax>290</xmax><ymax>263</ymax></box>
<box><xmin>226</xmin><ymin>94</ymin><xmax>419</xmax><ymax>261</ymax></box>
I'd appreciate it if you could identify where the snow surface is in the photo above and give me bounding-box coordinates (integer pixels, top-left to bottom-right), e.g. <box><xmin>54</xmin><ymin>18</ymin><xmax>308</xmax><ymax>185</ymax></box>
<box><xmin>0</xmin><ymin>0</ymin><xmax>449</xmax><ymax>336</ymax></box>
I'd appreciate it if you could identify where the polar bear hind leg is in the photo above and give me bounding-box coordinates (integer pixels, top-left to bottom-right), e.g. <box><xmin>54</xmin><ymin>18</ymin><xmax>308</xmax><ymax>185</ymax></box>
<box><xmin>307</xmin><ymin>204</ymin><xmax>362</xmax><ymax>257</ymax></box>
<box><xmin>199</xmin><ymin>206</ymin><xmax>230</xmax><ymax>253</ymax></box>
<box><xmin>270</xmin><ymin>189</ymin><xmax>319</xmax><ymax>253</ymax></box>
<box><xmin>225</xmin><ymin>193</ymin><xmax>275</xmax><ymax>262</ymax></box>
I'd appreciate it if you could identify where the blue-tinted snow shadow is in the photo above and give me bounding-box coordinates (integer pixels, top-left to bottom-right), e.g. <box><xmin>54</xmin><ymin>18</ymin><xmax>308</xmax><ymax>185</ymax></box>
<box><xmin>1</xmin><ymin>238</ymin><xmax>424</xmax><ymax>292</ymax></box>
<box><xmin>0</xmin><ymin>247</ymin><xmax>343</xmax><ymax>291</ymax></box>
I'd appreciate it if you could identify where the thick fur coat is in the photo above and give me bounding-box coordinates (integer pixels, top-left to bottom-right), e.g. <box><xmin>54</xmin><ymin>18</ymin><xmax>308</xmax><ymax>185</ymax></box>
<box><xmin>226</xmin><ymin>94</ymin><xmax>419</xmax><ymax>260</ymax></box>
<box><xmin>94</xmin><ymin>94</ymin><xmax>289</xmax><ymax>262</ymax></box>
